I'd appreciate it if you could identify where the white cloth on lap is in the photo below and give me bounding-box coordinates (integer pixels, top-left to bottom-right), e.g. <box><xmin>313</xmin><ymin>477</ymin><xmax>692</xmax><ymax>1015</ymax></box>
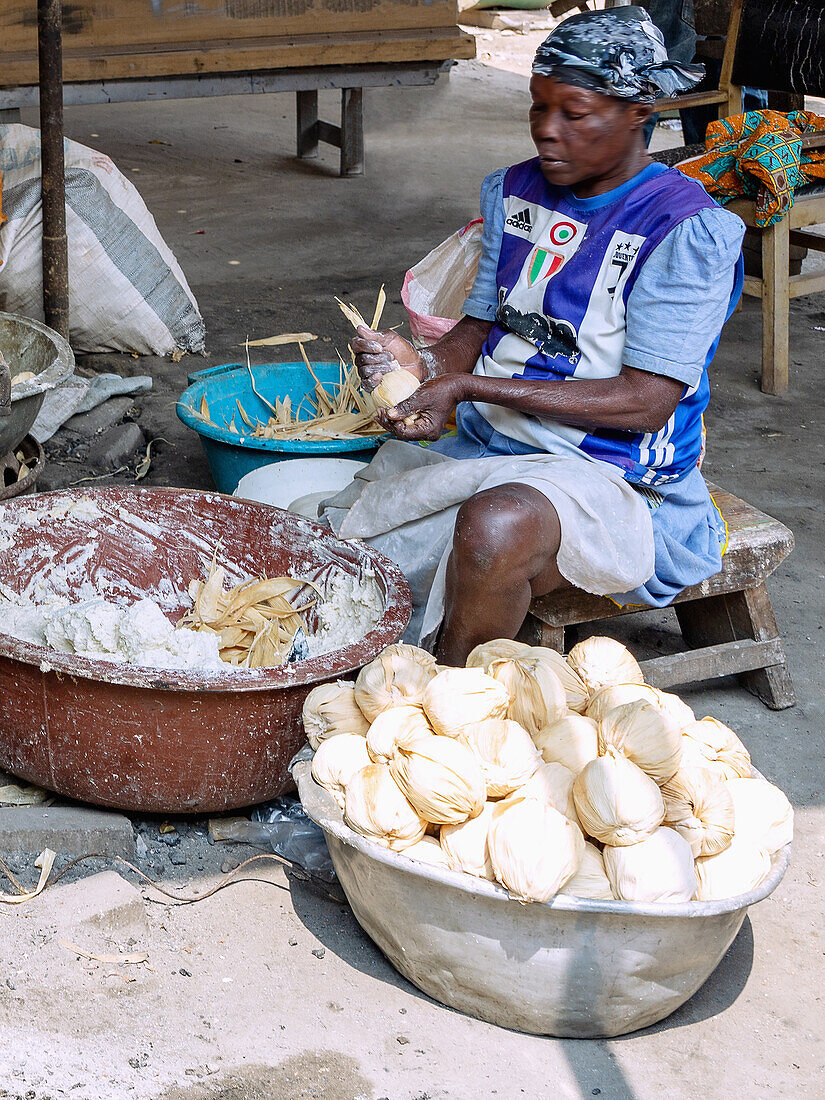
<box><xmin>323</xmin><ymin>441</ymin><xmax>654</xmax><ymax>649</ymax></box>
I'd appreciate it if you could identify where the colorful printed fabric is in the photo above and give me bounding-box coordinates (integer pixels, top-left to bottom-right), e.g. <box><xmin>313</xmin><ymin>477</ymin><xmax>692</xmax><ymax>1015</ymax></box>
<box><xmin>532</xmin><ymin>5</ymin><xmax>703</xmax><ymax>103</ymax></box>
<box><xmin>678</xmin><ymin>109</ymin><xmax>825</xmax><ymax>227</ymax></box>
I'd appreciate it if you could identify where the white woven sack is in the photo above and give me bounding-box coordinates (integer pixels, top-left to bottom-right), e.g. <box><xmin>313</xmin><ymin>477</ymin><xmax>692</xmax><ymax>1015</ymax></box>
<box><xmin>0</xmin><ymin>124</ymin><xmax>204</xmax><ymax>355</ymax></box>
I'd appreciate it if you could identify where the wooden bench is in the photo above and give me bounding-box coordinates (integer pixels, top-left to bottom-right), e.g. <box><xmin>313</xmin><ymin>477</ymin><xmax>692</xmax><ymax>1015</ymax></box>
<box><xmin>0</xmin><ymin>0</ymin><xmax>475</xmax><ymax>178</ymax></box>
<box><xmin>524</xmin><ymin>485</ymin><xmax>796</xmax><ymax>710</ymax></box>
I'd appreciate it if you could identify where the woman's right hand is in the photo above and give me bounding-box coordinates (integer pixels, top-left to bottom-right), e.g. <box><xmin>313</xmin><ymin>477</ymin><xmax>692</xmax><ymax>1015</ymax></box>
<box><xmin>352</xmin><ymin>325</ymin><xmax>427</xmax><ymax>393</ymax></box>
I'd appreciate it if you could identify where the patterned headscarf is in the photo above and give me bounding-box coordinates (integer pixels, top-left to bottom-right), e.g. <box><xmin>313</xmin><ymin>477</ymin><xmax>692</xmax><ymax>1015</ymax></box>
<box><xmin>532</xmin><ymin>6</ymin><xmax>703</xmax><ymax>104</ymax></box>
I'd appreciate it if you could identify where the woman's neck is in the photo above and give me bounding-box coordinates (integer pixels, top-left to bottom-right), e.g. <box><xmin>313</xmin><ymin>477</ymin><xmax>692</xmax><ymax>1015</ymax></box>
<box><xmin>569</xmin><ymin>146</ymin><xmax>653</xmax><ymax>200</ymax></box>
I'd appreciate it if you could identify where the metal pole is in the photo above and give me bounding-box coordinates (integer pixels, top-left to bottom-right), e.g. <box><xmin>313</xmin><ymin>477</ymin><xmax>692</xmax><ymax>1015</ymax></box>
<box><xmin>38</xmin><ymin>0</ymin><xmax>69</xmax><ymax>341</ymax></box>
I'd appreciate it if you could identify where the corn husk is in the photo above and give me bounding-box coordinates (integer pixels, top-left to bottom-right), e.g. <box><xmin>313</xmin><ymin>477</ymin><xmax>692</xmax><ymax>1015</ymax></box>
<box><xmin>661</xmin><ymin>764</ymin><xmax>735</xmax><ymax>857</ymax></box>
<box><xmin>533</xmin><ymin>713</ymin><xmax>599</xmax><ymax>776</ymax></box>
<box><xmin>468</xmin><ymin>643</ymin><xmax>587</xmax><ymax>715</ymax></box>
<box><xmin>488</xmin><ymin>796</ymin><xmax>585</xmax><ymax>903</ymax></box>
<box><xmin>487</xmin><ymin>655</ymin><xmax>567</xmax><ymax>738</ymax></box>
<box><xmin>380</xmin><ymin>642</ymin><xmax>439</xmax><ymax>676</ymax></box>
<box><xmin>585</xmin><ymin>683</ymin><xmax>660</xmax><ymax>724</ymax></box>
<box><xmin>725</xmin><ymin>777</ymin><xmax>793</xmax><ymax>854</ymax></box>
<box><xmin>651</xmin><ymin>689</ymin><xmax>696</xmax><ymax>729</ymax></box>
<box><xmin>354</xmin><ymin>650</ymin><xmax>435</xmax><ymax>722</ymax></box>
<box><xmin>439</xmin><ymin>802</ymin><xmax>496</xmax><ymax>879</ymax></box>
<box><xmin>422</xmin><ymin>668</ymin><xmax>509</xmax><ymax>737</ymax></box>
<box><xmin>311</xmin><ymin>733</ymin><xmax>372</xmax><ymax>809</ymax></box>
<box><xmin>566</xmin><ymin>636</ymin><xmax>644</xmax><ymax>696</ymax></box>
<box><xmin>366</xmin><ymin>704</ymin><xmax>433</xmax><ymax>764</ymax></box>
<box><xmin>371</xmin><ymin>369</ymin><xmax>421</xmax><ymax>410</ymax></box>
<box><xmin>560</xmin><ymin>841</ymin><xmax>615</xmax><ymax>900</ymax></box>
<box><xmin>465</xmin><ymin>638</ymin><xmax>533</xmax><ymax>670</ymax></box>
<box><xmin>515</xmin><ymin>761</ymin><xmax>579</xmax><ymax>824</ymax></box>
<box><xmin>694</xmin><ymin>834</ymin><xmax>772</xmax><ymax>901</ymax></box>
<box><xmin>343</xmin><ymin>763</ymin><xmax>427</xmax><ymax>851</ymax></box>
<box><xmin>598</xmin><ymin>700</ymin><xmax>682</xmax><ymax>786</ymax></box>
<box><xmin>604</xmin><ymin>827</ymin><xmax>697</xmax><ymax>903</ymax></box>
<box><xmin>680</xmin><ymin>718</ymin><xmax>751</xmax><ymax>781</ymax></box>
<box><xmin>460</xmin><ymin>719</ymin><xmax>542</xmax><ymax>799</ymax></box>
<box><xmin>573</xmin><ymin>746</ymin><xmax>664</xmax><ymax>846</ymax></box>
<box><xmin>181</xmin><ymin>558</ymin><xmax>318</xmax><ymax>668</ymax></box>
<box><xmin>401</xmin><ymin>836</ymin><xmax>452</xmax><ymax>869</ymax></box>
<box><xmin>528</xmin><ymin>648</ymin><xmax>589</xmax><ymax>713</ymax></box>
<box><xmin>302</xmin><ymin>680</ymin><xmax>369</xmax><ymax>750</ymax></box>
<box><xmin>389</xmin><ymin>735</ymin><xmax>487</xmax><ymax>826</ymax></box>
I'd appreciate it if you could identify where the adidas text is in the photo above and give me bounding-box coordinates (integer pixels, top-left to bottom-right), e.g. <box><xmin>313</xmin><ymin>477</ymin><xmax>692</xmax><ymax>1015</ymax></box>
<box><xmin>506</xmin><ymin>208</ymin><xmax>532</xmax><ymax>232</ymax></box>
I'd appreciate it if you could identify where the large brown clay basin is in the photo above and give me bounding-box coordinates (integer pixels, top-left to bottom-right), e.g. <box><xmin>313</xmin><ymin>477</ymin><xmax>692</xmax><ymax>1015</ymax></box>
<box><xmin>0</xmin><ymin>487</ymin><xmax>410</xmax><ymax>813</ymax></box>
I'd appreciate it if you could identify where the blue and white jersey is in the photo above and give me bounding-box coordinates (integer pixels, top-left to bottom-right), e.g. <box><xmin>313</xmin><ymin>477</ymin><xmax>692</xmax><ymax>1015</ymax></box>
<box><xmin>470</xmin><ymin>158</ymin><xmax>741</xmax><ymax>485</ymax></box>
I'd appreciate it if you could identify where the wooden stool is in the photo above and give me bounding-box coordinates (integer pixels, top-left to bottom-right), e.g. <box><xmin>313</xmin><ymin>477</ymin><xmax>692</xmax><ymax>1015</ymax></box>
<box><xmin>524</xmin><ymin>485</ymin><xmax>796</xmax><ymax>710</ymax></box>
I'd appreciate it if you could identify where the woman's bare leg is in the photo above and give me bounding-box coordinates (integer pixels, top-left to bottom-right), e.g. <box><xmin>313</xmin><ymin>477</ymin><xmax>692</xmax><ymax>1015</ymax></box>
<box><xmin>436</xmin><ymin>483</ymin><xmax>569</xmax><ymax>666</ymax></box>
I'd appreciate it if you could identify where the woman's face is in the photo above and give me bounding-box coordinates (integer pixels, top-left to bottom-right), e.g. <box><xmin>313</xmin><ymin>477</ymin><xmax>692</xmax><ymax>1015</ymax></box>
<box><xmin>528</xmin><ymin>75</ymin><xmax>650</xmax><ymax>194</ymax></box>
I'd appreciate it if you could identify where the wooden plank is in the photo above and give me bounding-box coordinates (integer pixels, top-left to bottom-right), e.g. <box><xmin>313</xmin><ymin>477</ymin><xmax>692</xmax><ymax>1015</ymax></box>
<box><xmin>0</xmin><ymin>0</ymin><xmax>460</xmax><ymax>52</ymax></box>
<box><xmin>640</xmin><ymin>638</ymin><xmax>786</xmax><ymax>689</ymax></box>
<box><xmin>789</xmin><ymin>271</ymin><xmax>825</xmax><ymax>298</ymax></box>
<box><xmin>760</xmin><ymin>214</ymin><xmax>790</xmax><ymax>395</ymax></box>
<box><xmin>789</xmin><ymin>228</ymin><xmax>825</xmax><ymax>251</ymax></box>
<box><xmin>529</xmin><ymin>486</ymin><xmax>793</xmax><ymax>629</ymax></box>
<box><xmin>788</xmin><ymin>197</ymin><xmax>825</xmax><ymax>228</ymax></box>
<box><xmin>656</xmin><ymin>90</ymin><xmax>728</xmax><ymax>112</ymax></box>
<box><xmin>742</xmin><ymin>274</ymin><xmax>763</xmax><ymax>298</ymax></box>
<box><xmin>0</xmin><ymin>28</ymin><xmax>476</xmax><ymax>84</ymax></box>
<box><xmin>0</xmin><ymin>63</ymin><xmax>447</xmax><ymax>109</ymax></box>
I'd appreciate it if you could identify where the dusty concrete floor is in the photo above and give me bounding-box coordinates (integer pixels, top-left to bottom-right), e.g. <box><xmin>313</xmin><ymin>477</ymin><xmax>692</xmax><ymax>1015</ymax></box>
<box><xmin>1</xmin><ymin>34</ymin><xmax>823</xmax><ymax>1100</ymax></box>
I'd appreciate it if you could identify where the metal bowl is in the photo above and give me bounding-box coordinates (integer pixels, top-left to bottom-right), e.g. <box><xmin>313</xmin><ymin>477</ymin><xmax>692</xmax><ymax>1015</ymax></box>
<box><xmin>294</xmin><ymin>755</ymin><xmax>791</xmax><ymax>1039</ymax></box>
<box><xmin>0</xmin><ymin>487</ymin><xmax>411</xmax><ymax>812</ymax></box>
<box><xmin>0</xmin><ymin>311</ymin><xmax>75</xmax><ymax>455</ymax></box>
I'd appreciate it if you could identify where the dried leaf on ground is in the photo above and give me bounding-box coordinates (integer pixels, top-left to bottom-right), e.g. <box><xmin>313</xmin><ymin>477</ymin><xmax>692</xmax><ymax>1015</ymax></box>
<box><xmin>60</xmin><ymin>940</ymin><xmax>149</xmax><ymax>966</ymax></box>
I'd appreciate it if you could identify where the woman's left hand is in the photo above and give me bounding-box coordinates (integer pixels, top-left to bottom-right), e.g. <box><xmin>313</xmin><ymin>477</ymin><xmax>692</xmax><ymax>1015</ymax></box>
<box><xmin>377</xmin><ymin>375</ymin><xmax>467</xmax><ymax>442</ymax></box>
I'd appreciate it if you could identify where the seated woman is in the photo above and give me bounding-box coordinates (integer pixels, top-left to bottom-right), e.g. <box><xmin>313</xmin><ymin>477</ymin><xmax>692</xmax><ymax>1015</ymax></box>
<box><xmin>326</xmin><ymin>6</ymin><xmax>744</xmax><ymax>665</ymax></box>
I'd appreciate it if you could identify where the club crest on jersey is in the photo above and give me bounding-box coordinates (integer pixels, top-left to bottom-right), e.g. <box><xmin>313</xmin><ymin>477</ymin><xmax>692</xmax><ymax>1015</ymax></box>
<box><xmin>527</xmin><ymin>246</ymin><xmax>565</xmax><ymax>286</ymax></box>
<box><xmin>548</xmin><ymin>220</ymin><xmax>578</xmax><ymax>247</ymax></box>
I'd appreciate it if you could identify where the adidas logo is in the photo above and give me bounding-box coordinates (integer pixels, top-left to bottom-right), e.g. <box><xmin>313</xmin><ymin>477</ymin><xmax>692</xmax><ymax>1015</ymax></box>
<box><xmin>506</xmin><ymin>207</ymin><xmax>532</xmax><ymax>232</ymax></box>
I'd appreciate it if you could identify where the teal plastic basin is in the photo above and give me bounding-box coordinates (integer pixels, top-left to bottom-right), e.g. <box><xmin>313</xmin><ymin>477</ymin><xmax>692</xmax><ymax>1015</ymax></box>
<box><xmin>176</xmin><ymin>361</ymin><xmax>387</xmax><ymax>494</ymax></box>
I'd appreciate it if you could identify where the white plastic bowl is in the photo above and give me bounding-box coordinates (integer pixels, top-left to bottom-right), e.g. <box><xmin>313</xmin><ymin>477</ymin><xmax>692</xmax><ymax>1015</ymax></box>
<box><xmin>233</xmin><ymin>457</ymin><xmax>365</xmax><ymax>516</ymax></box>
<box><xmin>293</xmin><ymin>751</ymin><xmax>791</xmax><ymax>1038</ymax></box>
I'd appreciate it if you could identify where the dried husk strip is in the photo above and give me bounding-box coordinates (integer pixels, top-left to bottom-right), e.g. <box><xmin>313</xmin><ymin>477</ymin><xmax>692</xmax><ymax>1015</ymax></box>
<box><xmin>180</xmin><ymin>556</ymin><xmax>319</xmax><ymax>668</ymax></box>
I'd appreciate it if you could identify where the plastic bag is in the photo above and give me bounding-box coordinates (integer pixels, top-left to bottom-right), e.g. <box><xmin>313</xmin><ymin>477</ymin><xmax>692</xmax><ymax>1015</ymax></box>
<box><xmin>210</xmin><ymin>795</ymin><xmax>337</xmax><ymax>886</ymax></box>
<box><xmin>401</xmin><ymin>219</ymin><xmax>483</xmax><ymax>346</ymax></box>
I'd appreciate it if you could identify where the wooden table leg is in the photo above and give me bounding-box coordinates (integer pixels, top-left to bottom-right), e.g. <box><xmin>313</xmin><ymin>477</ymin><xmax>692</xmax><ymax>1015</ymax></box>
<box><xmin>296</xmin><ymin>90</ymin><xmax>319</xmax><ymax>159</ymax></box>
<box><xmin>340</xmin><ymin>87</ymin><xmax>364</xmax><ymax>177</ymax></box>
<box><xmin>761</xmin><ymin>215</ymin><xmax>790</xmax><ymax>395</ymax></box>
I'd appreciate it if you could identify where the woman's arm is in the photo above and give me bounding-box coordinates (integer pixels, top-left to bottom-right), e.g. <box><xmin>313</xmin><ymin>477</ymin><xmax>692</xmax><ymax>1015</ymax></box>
<box><xmin>379</xmin><ymin>365</ymin><xmax>684</xmax><ymax>441</ymax></box>
<box><xmin>352</xmin><ymin>315</ymin><xmax>493</xmax><ymax>393</ymax></box>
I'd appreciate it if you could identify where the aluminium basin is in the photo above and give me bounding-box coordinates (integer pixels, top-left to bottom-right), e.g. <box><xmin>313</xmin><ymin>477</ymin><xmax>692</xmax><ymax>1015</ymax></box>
<box><xmin>294</xmin><ymin>753</ymin><xmax>791</xmax><ymax>1039</ymax></box>
<box><xmin>0</xmin><ymin>311</ymin><xmax>75</xmax><ymax>455</ymax></box>
<box><xmin>0</xmin><ymin>487</ymin><xmax>410</xmax><ymax>813</ymax></box>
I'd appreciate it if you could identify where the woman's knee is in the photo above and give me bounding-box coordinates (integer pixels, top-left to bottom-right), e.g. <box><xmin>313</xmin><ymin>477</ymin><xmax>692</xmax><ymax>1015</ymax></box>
<box><xmin>452</xmin><ymin>485</ymin><xmax>559</xmax><ymax>579</ymax></box>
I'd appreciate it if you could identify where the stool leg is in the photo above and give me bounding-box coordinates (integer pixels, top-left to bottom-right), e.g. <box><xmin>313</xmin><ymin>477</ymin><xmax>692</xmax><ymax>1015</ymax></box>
<box><xmin>518</xmin><ymin>614</ymin><xmax>564</xmax><ymax>651</ymax></box>
<box><xmin>726</xmin><ymin>585</ymin><xmax>796</xmax><ymax>709</ymax></box>
<box><xmin>675</xmin><ymin>585</ymin><xmax>795</xmax><ymax>710</ymax></box>
<box><xmin>296</xmin><ymin>90</ymin><xmax>319</xmax><ymax>159</ymax></box>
